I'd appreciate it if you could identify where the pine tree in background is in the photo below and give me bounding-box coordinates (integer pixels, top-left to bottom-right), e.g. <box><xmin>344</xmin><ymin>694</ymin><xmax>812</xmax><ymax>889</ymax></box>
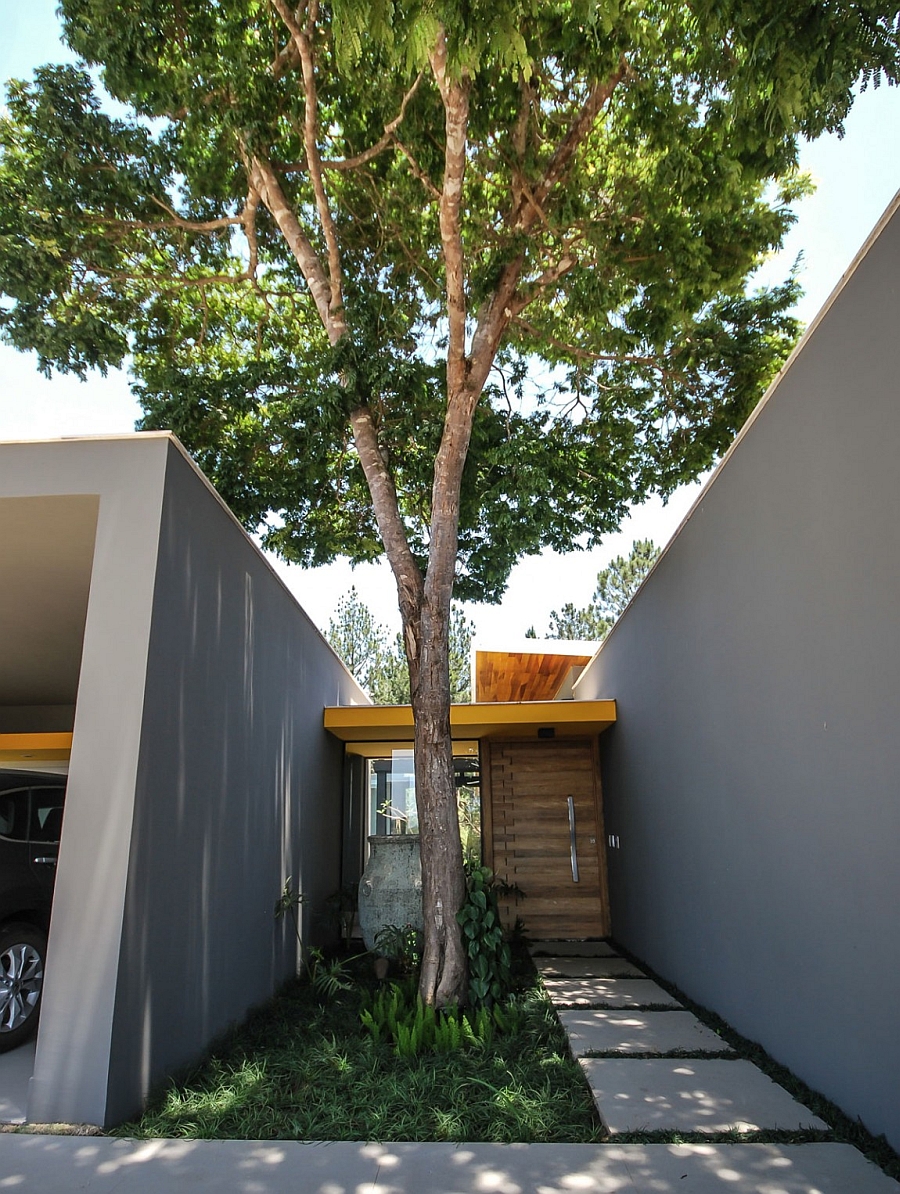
<box><xmin>329</xmin><ymin>593</ymin><xmax>473</xmax><ymax>704</ymax></box>
<box><xmin>547</xmin><ymin>539</ymin><xmax>661</xmax><ymax>639</ymax></box>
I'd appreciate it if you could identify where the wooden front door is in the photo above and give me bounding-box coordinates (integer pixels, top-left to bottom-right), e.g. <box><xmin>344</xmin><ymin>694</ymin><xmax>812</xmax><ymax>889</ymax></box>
<box><xmin>483</xmin><ymin>738</ymin><xmax>610</xmax><ymax>939</ymax></box>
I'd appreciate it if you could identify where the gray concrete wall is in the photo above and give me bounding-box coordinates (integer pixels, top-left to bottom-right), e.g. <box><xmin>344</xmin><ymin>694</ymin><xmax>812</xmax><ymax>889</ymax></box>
<box><xmin>576</xmin><ymin>194</ymin><xmax>900</xmax><ymax>1148</ymax></box>
<box><xmin>103</xmin><ymin>441</ymin><xmax>365</xmax><ymax>1125</ymax></box>
<box><xmin>1</xmin><ymin>437</ymin><xmax>171</xmax><ymax>1129</ymax></box>
<box><xmin>2</xmin><ymin>434</ymin><xmax>366</xmax><ymax>1127</ymax></box>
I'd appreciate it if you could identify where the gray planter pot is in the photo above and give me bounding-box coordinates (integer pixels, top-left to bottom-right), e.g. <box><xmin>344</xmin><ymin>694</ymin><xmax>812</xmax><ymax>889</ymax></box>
<box><xmin>358</xmin><ymin>834</ymin><xmax>423</xmax><ymax>952</ymax></box>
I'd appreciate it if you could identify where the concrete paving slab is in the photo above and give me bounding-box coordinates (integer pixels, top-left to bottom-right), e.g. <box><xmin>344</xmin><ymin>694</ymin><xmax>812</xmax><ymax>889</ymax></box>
<box><xmin>537</xmin><ymin>957</ymin><xmax>646</xmax><ymax>979</ymax></box>
<box><xmin>558</xmin><ymin>1009</ymin><xmax>734</xmax><ymax>1056</ymax></box>
<box><xmin>0</xmin><ymin>1138</ymin><xmax>896</xmax><ymax>1193</ymax></box>
<box><xmin>579</xmin><ymin>1058</ymin><xmax>830</xmax><ymax>1134</ymax></box>
<box><xmin>0</xmin><ymin>1039</ymin><xmax>35</xmax><ymax>1123</ymax></box>
<box><xmin>543</xmin><ymin>977</ymin><xmax>682</xmax><ymax>1007</ymax></box>
<box><xmin>529</xmin><ymin>941</ymin><xmax>619</xmax><ymax>957</ymax></box>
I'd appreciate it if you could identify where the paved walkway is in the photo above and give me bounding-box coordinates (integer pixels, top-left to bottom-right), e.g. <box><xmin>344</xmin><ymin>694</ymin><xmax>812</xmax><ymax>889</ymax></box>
<box><xmin>0</xmin><ymin>1134</ymin><xmax>897</xmax><ymax>1192</ymax></box>
<box><xmin>528</xmin><ymin>939</ymin><xmax>898</xmax><ymax>1190</ymax></box>
<box><xmin>0</xmin><ymin>943</ymin><xmax>896</xmax><ymax>1191</ymax></box>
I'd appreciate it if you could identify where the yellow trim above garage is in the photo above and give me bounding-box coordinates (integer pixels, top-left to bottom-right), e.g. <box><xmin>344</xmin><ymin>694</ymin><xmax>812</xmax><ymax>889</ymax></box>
<box><xmin>0</xmin><ymin>732</ymin><xmax>74</xmax><ymax>763</ymax></box>
<box><xmin>324</xmin><ymin>699</ymin><xmax>616</xmax><ymax>743</ymax></box>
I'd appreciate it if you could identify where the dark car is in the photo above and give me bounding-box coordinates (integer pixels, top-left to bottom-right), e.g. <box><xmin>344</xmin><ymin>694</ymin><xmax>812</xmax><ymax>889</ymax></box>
<box><xmin>0</xmin><ymin>770</ymin><xmax>65</xmax><ymax>1051</ymax></box>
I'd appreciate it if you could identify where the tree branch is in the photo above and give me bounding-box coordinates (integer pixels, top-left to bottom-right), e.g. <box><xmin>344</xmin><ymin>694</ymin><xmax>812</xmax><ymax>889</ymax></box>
<box><xmin>512</xmin><ymin>60</ymin><xmax>627</xmax><ymax>233</ymax></box>
<box><xmin>326</xmin><ymin>72</ymin><xmax>425</xmax><ymax>171</ymax></box>
<box><xmin>392</xmin><ymin>138</ymin><xmax>442</xmax><ymax>200</ymax></box>
<box><xmin>269</xmin><ymin>0</ymin><xmax>345</xmax><ymax>323</ymax></box>
<box><xmin>430</xmin><ymin>27</ymin><xmax>470</xmax><ymax>397</ymax></box>
<box><xmin>511</xmin><ymin>315</ymin><xmax>684</xmax><ymax>380</ymax></box>
<box><xmin>147</xmin><ymin>197</ymin><xmax>245</xmax><ymax>232</ymax></box>
<box><xmin>508</xmin><ymin>251</ymin><xmax>579</xmax><ymax>315</ymax></box>
<box><xmin>349</xmin><ymin>405</ymin><xmax>425</xmax><ymax>624</ymax></box>
<box><xmin>246</xmin><ymin>151</ymin><xmax>345</xmax><ymax>343</ymax></box>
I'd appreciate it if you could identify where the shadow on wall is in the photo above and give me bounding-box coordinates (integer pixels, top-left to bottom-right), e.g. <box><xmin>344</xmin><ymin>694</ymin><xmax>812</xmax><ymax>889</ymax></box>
<box><xmin>104</xmin><ymin>443</ymin><xmax>357</xmax><ymax>1123</ymax></box>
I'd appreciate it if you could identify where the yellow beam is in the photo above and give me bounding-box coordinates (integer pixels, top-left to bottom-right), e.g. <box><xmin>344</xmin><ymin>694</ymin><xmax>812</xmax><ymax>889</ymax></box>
<box><xmin>0</xmin><ymin>732</ymin><xmax>73</xmax><ymax>764</ymax></box>
<box><xmin>324</xmin><ymin>700</ymin><xmax>616</xmax><ymax>743</ymax></box>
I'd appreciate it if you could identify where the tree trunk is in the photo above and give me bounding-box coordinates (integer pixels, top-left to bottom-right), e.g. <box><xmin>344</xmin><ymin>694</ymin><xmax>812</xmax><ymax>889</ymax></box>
<box><xmin>404</xmin><ymin>596</ymin><xmax>468</xmax><ymax>1006</ymax></box>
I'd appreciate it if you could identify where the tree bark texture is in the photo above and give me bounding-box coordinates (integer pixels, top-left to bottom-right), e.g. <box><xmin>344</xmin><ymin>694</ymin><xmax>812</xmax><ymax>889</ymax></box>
<box><xmin>406</xmin><ymin>600</ymin><xmax>468</xmax><ymax>1005</ymax></box>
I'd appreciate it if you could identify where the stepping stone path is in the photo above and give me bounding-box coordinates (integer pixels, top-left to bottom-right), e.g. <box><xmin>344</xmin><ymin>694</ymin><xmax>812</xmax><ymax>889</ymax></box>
<box><xmin>557</xmin><ymin>1007</ymin><xmax>735</xmax><ymax>1055</ymax></box>
<box><xmin>540</xmin><ymin>976</ymin><xmax>682</xmax><ymax>1007</ymax></box>
<box><xmin>530</xmin><ymin>940</ymin><xmax>897</xmax><ymax>1188</ymax></box>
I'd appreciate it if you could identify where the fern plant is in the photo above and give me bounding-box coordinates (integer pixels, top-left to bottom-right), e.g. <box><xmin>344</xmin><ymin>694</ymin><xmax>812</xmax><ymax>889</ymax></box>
<box><xmin>359</xmin><ymin>980</ymin><xmax>525</xmax><ymax>1057</ymax></box>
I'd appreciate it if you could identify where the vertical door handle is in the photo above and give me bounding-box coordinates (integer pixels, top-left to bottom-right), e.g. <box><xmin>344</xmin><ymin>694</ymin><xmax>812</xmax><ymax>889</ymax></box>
<box><xmin>567</xmin><ymin>796</ymin><xmax>580</xmax><ymax>883</ymax></box>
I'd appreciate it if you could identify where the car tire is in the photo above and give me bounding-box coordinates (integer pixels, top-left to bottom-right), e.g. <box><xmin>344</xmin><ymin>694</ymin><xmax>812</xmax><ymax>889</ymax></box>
<box><xmin>0</xmin><ymin>923</ymin><xmax>47</xmax><ymax>1052</ymax></box>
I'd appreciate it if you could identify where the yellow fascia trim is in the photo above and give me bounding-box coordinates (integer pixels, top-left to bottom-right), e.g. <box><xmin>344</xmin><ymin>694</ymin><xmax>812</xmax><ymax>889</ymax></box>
<box><xmin>324</xmin><ymin>699</ymin><xmax>616</xmax><ymax>742</ymax></box>
<box><xmin>0</xmin><ymin>732</ymin><xmax>74</xmax><ymax>763</ymax></box>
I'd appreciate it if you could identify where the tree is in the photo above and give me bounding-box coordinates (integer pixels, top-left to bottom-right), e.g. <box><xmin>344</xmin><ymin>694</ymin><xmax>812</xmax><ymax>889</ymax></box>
<box><xmin>1</xmin><ymin>2</ymin><xmax>897</xmax><ymax>1005</ymax></box>
<box><xmin>326</xmin><ymin>585</ymin><xmax>390</xmax><ymax>695</ymax></box>
<box><xmin>547</xmin><ymin>538</ymin><xmax>661</xmax><ymax>638</ymax></box>
<box><xmin>546</xmin><ymin>603</ymin><xmax>612</xmax><ymax>641</ymax></box>
<box><xmin>328</xmin><ymin>590</ymin><xmax>473</xmax><ymax>704</ymax></box>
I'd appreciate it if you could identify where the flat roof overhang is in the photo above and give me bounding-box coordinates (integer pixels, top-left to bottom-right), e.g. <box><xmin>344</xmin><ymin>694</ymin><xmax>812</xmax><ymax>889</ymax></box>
<box><xmin>324</xmin><ymin>699</ymin><xmax>616</xmax><ymax>744</ymax></box>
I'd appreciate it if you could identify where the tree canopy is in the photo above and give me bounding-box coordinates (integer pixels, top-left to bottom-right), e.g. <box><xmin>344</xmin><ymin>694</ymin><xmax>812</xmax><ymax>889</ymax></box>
<box><xmin>7</xmin><ymin>2</ymin><xmax>895</xmax><ymax>598</ymax></box>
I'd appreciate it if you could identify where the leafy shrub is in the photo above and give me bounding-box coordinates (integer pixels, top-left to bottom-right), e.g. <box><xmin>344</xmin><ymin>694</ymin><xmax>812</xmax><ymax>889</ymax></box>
<box><xmin>360</xmin><ymin>980</ymin><xmax>525</xmax><ymax>1057</ymax></box>
<box><xmin>373</xmin><ymin>922</ymin><xmax>423</xmax><ymax>972</ymax></box>
<box><xmin>457</xmin><ymin>864</ymin><xmax>519</xmax><ymax>1009</ymax></box>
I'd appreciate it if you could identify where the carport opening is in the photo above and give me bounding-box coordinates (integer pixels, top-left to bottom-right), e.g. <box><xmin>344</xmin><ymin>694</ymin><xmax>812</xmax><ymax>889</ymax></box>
<box><xmin>0</xmin><ymin>493</ymin><xmax>99</xmax><ymax>1123</ymax></box>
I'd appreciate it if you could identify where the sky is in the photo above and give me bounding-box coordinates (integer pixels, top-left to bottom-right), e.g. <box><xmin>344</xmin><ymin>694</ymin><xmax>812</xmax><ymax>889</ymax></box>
<box><xmin>2</xmin><ymin>5</ymin><xmax>899</xmax><ymax>640</ymax></box>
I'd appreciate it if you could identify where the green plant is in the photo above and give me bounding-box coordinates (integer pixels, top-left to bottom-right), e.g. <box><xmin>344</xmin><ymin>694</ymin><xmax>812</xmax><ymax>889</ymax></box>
<box><xmin>306</xmin><ymin>948</ymin><xmax>357</xmax><ymax>1001</ymax></box>
<box><xmin>456</xmin><ymin>865</ymin><xmax>520</xmax><ymax>1010</ymax></box>
<box><xmin>274</xmin><ymin>878</ymin><xmax>361</xmax><ymax>1001</ymax></box>
<box><xmin>359</xmin><ymin>980</ymin><xmax>526</xmax><ymax>1057</ymax></box>
<box><xmin>373</xmin><ymin>923</ymin><xmax>423</xmax><ymax>973</ymax></box>
<box><xmin>322</xmin><ymin>882</ymin><xmax>359</xmax><ymax>950</ymax></box>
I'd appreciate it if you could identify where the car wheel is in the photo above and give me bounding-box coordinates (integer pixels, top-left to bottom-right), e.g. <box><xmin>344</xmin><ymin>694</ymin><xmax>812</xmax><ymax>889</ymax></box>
<box><xmin>0</xmin><ymin>924</ymin><xmax>47</xmax><ymax>1052</ymax></box>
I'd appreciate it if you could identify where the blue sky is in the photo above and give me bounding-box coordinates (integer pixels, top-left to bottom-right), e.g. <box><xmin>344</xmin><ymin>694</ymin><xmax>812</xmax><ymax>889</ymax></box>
<box><xmin>2</xmin><ymin>6</ymin><xmax>899</xmax><ymax>638</ymax></box>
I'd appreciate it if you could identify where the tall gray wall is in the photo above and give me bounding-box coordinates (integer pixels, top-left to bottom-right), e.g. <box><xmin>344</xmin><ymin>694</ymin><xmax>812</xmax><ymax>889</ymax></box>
<box><xmin>576</xmin><ymin>194</ymin><xmax>900</xmax><ymax>1148</ymax></box>
<box><xmin>103</xmin><ymin>441</ymin><xmax>364</xmax><ymax>1125</ymax></box>
<box><xmin>12</xmin><ymin>435</ymin><xmax>365</xmax><ymax>1127</ymax></box>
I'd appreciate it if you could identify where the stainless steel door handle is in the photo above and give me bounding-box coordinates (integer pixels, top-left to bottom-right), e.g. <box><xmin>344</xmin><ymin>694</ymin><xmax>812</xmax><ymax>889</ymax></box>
<box><xmin>567</xmin><ymin>796</ymin><xmax>579</xmax><ymax>883</ymax></box>
<box><xmin>33</xmin><ymin>857</ymin><xmax>57</xmax><ymax>866</ymax></box>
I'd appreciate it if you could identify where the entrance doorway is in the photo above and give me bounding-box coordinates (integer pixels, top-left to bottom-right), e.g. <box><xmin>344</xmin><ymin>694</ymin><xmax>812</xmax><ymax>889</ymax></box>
<box><xmin>482</xmin><ymin>738</ymin><xmax>610</xmax><ymax>939</ymax></box>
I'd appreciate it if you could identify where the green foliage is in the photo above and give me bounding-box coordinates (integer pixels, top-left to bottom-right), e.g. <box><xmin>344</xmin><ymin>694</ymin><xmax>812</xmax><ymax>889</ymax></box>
<box><xmin>547</xmin><ymin>538</ymin><xmax>662</xmax><ymax>639</ymax></box>
<box><xmin>359</xmin><ymin>978</ymin><xmax>526</xmax><ymax>1056</ymax></box>
<box><xmin>118</xmin><ymin>958</ymin><xmax>599</xmax><ymax>1143</ymax></box>
<box><xmin>3</xmin><ymin>4</ymin><xmax>894</xmax><ymax>599</ymax></box>
<box><xmin>322</xmin><ymin>883</ymin><xmax>359</xmax><ymax>950</ymax></box>
<box><xmin>326</xmin><ymin>586</ymin><xmax>391</xmax><ymax>697</ymax></box>
<box><xmin>273</xmin><ymin>877</ymin><xmax>358</xmax><ymax>1000</ymax></box>
<box><xmin>328</xmin><ymin>590</ymin><xmax>474</xmax><ymax>703</ymax></box>
<box><xmin>373</xmin><ymin>923</ymin><xmax>424</xmax><ymax>973</ymax></box>
<box><xmin>273</xmin><ymin>876</ymin><xmax>306</xmax><ymax>932</ymax></box>
<box><xmin>306</xmin><ymin>948</ymin><xmax>357</xmax><ymax>1001</ymax></box>
<box><xmin>457</xmin><ymin>864</ymin><xmax>517</xmax><ymax>1009</ymax></box>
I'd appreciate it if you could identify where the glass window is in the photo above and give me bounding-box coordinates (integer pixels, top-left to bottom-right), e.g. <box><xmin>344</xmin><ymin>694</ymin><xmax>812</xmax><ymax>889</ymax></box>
<box><xmin>0</xmin><ymin>789</ymin><xmax>30</xmax><ymax>841</ymax></box>
<box><xmin>366</xmin><ymin>753</ymin><xmax>482</xmax><ymax>860</ymax></box>
<box><xmin>369</xmin><ymin>750</ymin><xmax>417</xmax><ymax>835</ymax></box>
<box><xmin>30</xmin><ymin>788</ymin><xmax>66</xmax><ymax>843</ymax></box>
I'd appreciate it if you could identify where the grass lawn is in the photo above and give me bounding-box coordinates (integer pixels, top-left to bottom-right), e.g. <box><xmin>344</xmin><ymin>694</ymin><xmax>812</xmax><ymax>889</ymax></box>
<box><xmin>115</xmin><ymin>951</ymin><xmax>604</xmax><ymax>1143</ymax></box>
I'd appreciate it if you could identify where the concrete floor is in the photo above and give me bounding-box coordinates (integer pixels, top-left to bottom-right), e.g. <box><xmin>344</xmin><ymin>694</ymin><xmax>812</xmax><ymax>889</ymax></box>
<box><xmin>0</xmin><ymin>1038</ymin><xmax>34</xmax><ymax>1123</ymax></box>
<box><xmin>0</xmin><ymin>1137</ymin><xmax>897</xmax><ymax>1192</ymax></box>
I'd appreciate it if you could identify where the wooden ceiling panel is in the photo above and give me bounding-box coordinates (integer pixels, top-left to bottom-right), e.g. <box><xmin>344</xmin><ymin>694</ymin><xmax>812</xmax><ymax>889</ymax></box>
<box><xmin>475</xmin><ymin>651</ymin><xmax>593</xmax><ymax>703</ymax></box>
